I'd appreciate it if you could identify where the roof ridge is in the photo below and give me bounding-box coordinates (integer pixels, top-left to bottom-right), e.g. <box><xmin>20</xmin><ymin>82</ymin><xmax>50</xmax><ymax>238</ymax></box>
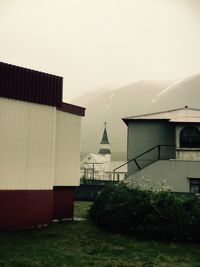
<box><xmin>123</xmin><ymin>106</ymin><xmax>200</xmax><ymax>120</ymax></box>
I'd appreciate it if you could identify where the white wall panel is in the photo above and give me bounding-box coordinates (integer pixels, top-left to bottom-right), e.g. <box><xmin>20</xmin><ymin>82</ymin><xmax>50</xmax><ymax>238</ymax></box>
<box><xmin>0</xmin><ymin>98</ymin><xmax>55</xmax><ymax>190</ymax></box>
<box><xmin>54</xmin><ymin>111</ymin><xmax>81</xmax><ymax>186</ymax></box>
<box><xmin>0</xmin><ymin>98</ymin><xmax>82</xmax><ymax>189</ymax></box>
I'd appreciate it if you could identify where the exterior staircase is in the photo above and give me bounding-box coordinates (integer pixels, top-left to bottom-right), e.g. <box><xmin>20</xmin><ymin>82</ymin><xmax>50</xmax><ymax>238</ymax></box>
<box><xmin>113</xmin><ymin>145</ymin><xmax>175</xmax><ymax>180</ymax></box>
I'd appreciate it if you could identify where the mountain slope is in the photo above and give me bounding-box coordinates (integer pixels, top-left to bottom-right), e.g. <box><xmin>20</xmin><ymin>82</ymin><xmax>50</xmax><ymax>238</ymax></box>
<box><xmin>150</xmin><ymin>73</ymin><xmax>200</xmax><ymax>112</ymax></box>
<box><xmin>73</xmin><ymin>80</ymin><xmax>172</xmax><ymax>160</ymax></box>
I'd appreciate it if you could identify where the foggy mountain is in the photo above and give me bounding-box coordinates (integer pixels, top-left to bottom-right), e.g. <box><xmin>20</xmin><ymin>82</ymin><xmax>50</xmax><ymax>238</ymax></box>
<box><xmin>73</xmin><ymin>80</ymin><xmax>172</xmax><ymax>160</ymax></box>
<box><xmin>150</xmin><ymin>73</ymin><xmax>200</xmax><ymax>112</ymax></box>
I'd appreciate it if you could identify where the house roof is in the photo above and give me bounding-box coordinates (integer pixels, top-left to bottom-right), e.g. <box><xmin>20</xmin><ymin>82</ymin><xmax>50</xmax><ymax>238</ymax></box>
<box><xmin>90</xmin><ymin>153</ymin><xmax>107</xmax><ymax>163</ymax></box>
<box><xmin>0</xmin><ymin>62</ymin><xmax>85</xmax><ymax>116</ymax></box>
<box><xmin>122</xmin><ymin>107</ymin><xmax>200</xmax><ymax>125</ymax></box>
<box><xmin>81</xmin><ymin>153</ymin><xmax>105</xmax><ymax>171</ymax></box>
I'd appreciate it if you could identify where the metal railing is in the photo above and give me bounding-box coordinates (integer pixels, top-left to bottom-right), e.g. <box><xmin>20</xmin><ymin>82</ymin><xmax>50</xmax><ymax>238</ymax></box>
<box><xmin>113</xmin><ymin>144</ymin><xmax>175</xmax><ymax>180</ymax></box>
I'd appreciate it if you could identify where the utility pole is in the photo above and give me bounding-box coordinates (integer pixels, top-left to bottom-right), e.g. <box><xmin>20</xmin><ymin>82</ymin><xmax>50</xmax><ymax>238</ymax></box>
<box><xmin>84</xmin><ymin>162</ymin><xmax>102</xmax><ymax>180</ymax></box>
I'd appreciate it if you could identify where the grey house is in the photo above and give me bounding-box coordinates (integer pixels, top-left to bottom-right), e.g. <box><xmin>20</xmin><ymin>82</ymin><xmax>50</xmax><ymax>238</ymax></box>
<box><xmin>122</xmin><ymin>106</ymin><xmax>200</xmax><ymax>193</ymax></box>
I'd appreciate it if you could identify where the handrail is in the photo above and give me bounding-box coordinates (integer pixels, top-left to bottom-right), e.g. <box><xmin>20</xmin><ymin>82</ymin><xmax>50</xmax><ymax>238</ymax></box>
<box><xmin>113</xmin><ymin>144</ymin><xmax>175</xmax><ymax>173</ymax></box>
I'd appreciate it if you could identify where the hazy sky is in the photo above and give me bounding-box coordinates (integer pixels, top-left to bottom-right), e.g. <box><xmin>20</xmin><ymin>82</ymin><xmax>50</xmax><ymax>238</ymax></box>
<box><xmin>1</xmin><ymin>0</ymin><xmax>200</xmax><ymax>101</ymax></box>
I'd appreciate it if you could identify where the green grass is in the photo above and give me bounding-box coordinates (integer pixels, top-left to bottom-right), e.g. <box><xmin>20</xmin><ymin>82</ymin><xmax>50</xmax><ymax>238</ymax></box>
<box><xmin>74</xmin><ymin>201</ymin><xmax>91</xmax><ymax>218</ymax></box>
<box><xmin>0</xmin><ymin>201</ymin><xmax>200</xmax><ymax>267</ymax></box>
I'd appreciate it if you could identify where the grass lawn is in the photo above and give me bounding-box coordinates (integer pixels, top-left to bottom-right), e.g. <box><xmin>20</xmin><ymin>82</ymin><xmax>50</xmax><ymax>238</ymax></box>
<box><xmin>0</xmin><ymin>202</ymin><xmax>200</xmax><ymax>267</ymax></box>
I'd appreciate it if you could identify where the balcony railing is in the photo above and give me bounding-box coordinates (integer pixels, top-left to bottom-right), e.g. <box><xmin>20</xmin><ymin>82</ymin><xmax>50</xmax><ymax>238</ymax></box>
<box><xmin>113</xmin><ymin>145</ymin><xmax>175</xmax><ymax>180</ymax></box>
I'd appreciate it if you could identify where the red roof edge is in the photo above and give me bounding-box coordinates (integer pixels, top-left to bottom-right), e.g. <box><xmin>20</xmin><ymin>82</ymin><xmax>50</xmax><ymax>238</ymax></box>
<box><xmin>0</xmin><ymin>62</ymin><xmax>86</xmax><ymax>117</ymax></box>
<box><xmin>0</xmin><ymin>62</ymin><xmax>63</xmax><ymax>107</ymax></box>
<box><xmin>57</xmin><ymin>102</ymin><xmax>86</xmax><ymax>117</ymax></box>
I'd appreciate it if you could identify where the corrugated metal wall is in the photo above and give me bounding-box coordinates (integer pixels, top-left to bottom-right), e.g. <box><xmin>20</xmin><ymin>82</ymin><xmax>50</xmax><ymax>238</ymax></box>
<box><xmin>0</xmin><ymin>98</ymin><xmax>82</xmax><ymax>189</ymax></box>
<box><xmin>0</xmin><ymin>62</ymin><xmax>62</xmax><ymax>107</ymax></box>
<box><xmin>54</xmin><ymin>110</ymin><xmax>81</xmax><ymax>186</ymax></box>
<box><xmin>0</xmin><ymin>98</ymin><xmax>55</xmax><ymax>189</ymax></box>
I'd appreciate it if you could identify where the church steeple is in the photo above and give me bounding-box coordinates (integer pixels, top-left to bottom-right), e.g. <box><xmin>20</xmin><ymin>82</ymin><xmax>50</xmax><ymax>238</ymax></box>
<box><xmin>98</xmin><ymin>122</ymin><xmax>111</xmax><ymax>158</ymax></box>
<box><xmin>100</xmin><ymin>121</ymin><xmax>109</xmax><ymax>144</ymax></box>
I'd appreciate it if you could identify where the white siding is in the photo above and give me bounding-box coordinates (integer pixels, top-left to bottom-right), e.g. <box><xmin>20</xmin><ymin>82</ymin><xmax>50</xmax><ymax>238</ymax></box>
<box><xmin>0</xmin><ymin>98</ymin><xmax>55</xmax><ymax>190</ymax></box>
<box><xmin>0</xmin><ymin>98</ymin><xmax>82</xmax><ymax>189</ymax></box>
<box><xmin>54</xmin><ymin>110</ymin><xmax>81</xmax><ymax>186</ymax></box>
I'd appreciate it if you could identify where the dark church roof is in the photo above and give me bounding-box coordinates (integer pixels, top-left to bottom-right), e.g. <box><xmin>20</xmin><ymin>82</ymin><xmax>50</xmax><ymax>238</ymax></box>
<box><xmin>100</xmin><ymin>127</ymin><xmax>110</xmax><ymax>144</ymax></box>
<box><xmin>99</xmin><ymin>148</ymin><xmax>111</xmax><ymax>155</ymax></box>
<box><xmin>98</xmin><ymin>123</ymin><xmax>111</xmax><ymax>155</ymax></box>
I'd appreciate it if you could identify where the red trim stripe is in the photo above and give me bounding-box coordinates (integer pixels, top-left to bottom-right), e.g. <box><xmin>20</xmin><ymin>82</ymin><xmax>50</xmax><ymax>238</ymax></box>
<box><xmin>57</xmin><ymin>102</ymin><xmax>85</xmax><ymax>116</ymax></box>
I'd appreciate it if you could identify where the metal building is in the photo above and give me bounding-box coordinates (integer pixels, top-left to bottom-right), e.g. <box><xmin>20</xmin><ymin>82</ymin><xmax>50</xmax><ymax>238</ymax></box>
<box><xmin>0</xmin><ymin>62</ymin><xmax>85</xmax><ymax>229</ymax></box>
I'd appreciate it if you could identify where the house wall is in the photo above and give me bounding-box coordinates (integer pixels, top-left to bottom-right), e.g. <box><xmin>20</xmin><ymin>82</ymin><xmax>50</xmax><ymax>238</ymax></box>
<box><xmin>127</xmin><ymin>120</ymin><xmax>176</xmax><ymax>175</ymax></box>
<box><xmin>127</xmin><ymin>159</ymin><xmax>200</xmax><ymax>192</ymax></box>
<box><xmin>176</xmin><ymin>149</ymin><xmax>200</xmax><ymax>160</ymax></box>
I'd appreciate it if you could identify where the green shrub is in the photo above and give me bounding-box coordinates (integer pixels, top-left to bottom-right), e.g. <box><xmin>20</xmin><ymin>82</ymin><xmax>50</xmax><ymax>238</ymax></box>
<box><xmin>89</xmin><ymin>184</ymin><xmax>153</xmax><ymax>234</ymax></box>
<box><xmin>89</xmin><ymin>183</ymin><xmax>200</xmax><ymax>242</ymax></box>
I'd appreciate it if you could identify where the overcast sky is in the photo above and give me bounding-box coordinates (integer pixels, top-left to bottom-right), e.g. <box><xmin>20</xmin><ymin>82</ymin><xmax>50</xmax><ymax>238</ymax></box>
<box><xmin>1</xmin><ymin>0</ymin><xmax>200</xmax><ymax>101</ymax></box>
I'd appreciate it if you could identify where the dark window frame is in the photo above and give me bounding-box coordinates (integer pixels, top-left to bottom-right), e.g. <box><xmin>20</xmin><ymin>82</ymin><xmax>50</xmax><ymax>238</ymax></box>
<box><xmin>189</xmin><ymin>178</ymin><xmax>200</xmax><ymax>193</ymax></box>
<box><xmin>180</xmin><ymin>126</ymin><xmax>200</xmax><ymax>148</ymax></box>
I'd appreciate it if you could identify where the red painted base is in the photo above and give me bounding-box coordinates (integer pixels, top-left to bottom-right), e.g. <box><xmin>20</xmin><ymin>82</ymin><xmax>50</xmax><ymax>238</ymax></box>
<box><xmin>0</xmin><ymin>190</ymin><xmax>53</xmax><ymax>230</ymax></box>
<box><xmin>53</xmin><ymin>187</ymin><xmax>75</xmax><ymax>219</ymax></box>
<box><xmin>0</xmin><ymin>187</ymin><xmax>75</xmax><ymax>230</ymax></box>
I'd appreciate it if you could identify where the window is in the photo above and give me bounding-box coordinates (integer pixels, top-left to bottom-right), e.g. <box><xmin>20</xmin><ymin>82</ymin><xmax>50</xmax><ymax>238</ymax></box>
<box><xmin>180</xmin><ymin>127</ymin><xmax>200</xmax><ymax>148</ymax></box>
<box><xmin>190</xmin><ymin>179</ymin><xmax>200</xmax><ymax>193</ymax></box>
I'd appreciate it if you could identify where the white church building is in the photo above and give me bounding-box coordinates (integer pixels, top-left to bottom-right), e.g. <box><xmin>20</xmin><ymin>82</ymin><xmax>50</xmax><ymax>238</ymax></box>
<box><xmin>81</xmin><ymin>123</ymin><xmax>127</xmax><ymax>181</ymax></box>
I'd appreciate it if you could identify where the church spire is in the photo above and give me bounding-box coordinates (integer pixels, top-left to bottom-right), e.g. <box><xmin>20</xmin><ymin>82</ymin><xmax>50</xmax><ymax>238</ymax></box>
<box><xmin>100</xmin><ymin>121</ymin><xmax>109</xmax><ymax>144</ymax></box>
<box><xmin>98</xmin><ymin>121</ymin><xmax>111</xmax><ymax>157</ymax></box>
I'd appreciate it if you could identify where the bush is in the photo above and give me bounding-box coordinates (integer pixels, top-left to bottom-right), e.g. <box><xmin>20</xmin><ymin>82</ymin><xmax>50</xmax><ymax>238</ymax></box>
<box><xmin>89</xmin><ymin>183</ymin><xmax>200</xmax><ymax>242</ymax></box>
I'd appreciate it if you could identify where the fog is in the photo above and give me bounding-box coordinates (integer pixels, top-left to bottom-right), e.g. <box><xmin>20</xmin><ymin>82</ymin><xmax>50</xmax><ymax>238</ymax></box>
<box><xmin>1</xmin><ymin>0</ymin><xmax>200</xmax><ymax>101</ymax></box>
